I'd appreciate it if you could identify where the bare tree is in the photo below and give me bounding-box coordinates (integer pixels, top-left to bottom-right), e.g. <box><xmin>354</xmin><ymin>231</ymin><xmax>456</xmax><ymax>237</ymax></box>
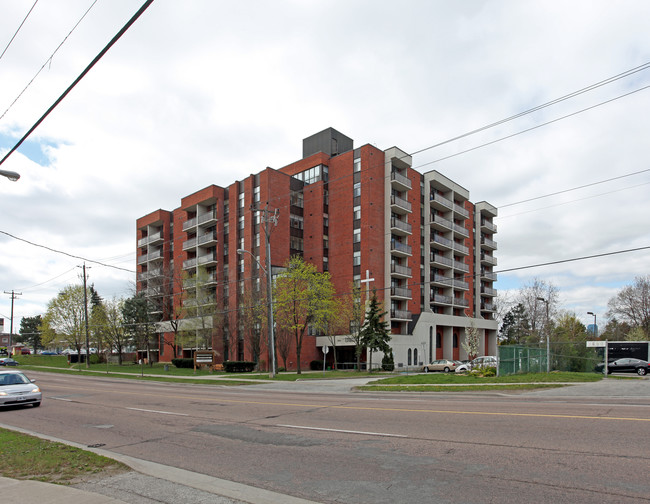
<box><xmin>606</xmin><ymin>275</ymin><xmax>650</xmax><ymax>338</ymax></box>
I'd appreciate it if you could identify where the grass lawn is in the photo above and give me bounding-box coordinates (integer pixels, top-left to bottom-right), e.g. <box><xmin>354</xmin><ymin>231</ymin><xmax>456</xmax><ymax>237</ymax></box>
<box><xmin>369</xmin><ymin>371</ymin><xmax>603</xmax><ymax>385</ymax></box>
<box><xmin>0</xmin><ymin>428</ymin><xmax>129</xmax><ymax>484</ymax></box>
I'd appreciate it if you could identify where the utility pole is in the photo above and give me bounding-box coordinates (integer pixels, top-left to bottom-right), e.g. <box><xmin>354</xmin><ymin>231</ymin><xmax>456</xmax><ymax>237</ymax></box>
<box><xmin>78</xmin><ymin>264</ymin><xmax>90</xmax><ymax>368</ymax></box>
<box><xmin>3</xmin><ymin>290</ymin><xmax>21</xmax><ymax>348</ymax></box>
<box><xmin>261</xmin><ymin>204</ymin><xmax>278</xmax><ymax>378</ymax></box>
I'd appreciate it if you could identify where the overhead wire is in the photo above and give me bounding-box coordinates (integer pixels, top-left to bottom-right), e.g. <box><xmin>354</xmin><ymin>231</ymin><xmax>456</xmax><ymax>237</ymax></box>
<box><xmin>0</xmin><ymin>0</ymin><xmax>99</xmax><ymax>122</ymax></box>
<box><xmin>0</xmin><ymin>0</ymin><xmax>39</xmax><ymax>62</ymax></box>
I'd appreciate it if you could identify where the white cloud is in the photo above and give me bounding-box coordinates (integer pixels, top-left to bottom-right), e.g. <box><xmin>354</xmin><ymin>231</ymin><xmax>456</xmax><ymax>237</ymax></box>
<box><xmin>1</xmin><ymin>0</ymin><xmax>649</xmax><ymax>329</ymax></box>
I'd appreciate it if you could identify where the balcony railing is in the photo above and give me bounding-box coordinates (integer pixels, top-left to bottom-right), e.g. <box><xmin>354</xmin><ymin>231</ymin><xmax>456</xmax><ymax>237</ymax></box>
<box><xmin>390</xmin><ymin>195</ymin><xmax>412</xmax><ymax>214</ymax></box>
<box><xmin>391</xmin><ymin>217</ymin><xmax>412</xmax><ymax>235</ymax></box>
<box><xmin>430</xmin><ymin>253</ymin><xmax>453</xmax><ymax>268</ymax></box>
<box><xmin>430</xmin><ymin>192</ymin><xmax>453</xmax><ymax>210</ymax></box>
<box><xmin>390</xmin><ymin>309</ymin><xmax>412</xmax><ymax>321</ymax></box>
<box><xmin>481</xmin><ymin>286</ymin><xmax>497</xmax><ymax>297</ymax></box>
<box><xmin>391</xmin><ymin>263</ymin><xmax>412</xmax><ymax>277</ymax></box>
<box><xmin>453</xmin><ymin>203</ymin><xmax>469</xmax><ymax>219</ymax></box>
<box><xmin>453</xmin><ymin>259</ymin><xmax>469</xmax><ymax>273</ymax></box>
<box><xmin>391</xmin><ymin>240</ymin><xmax>412</xmax><ymax>256</ymax></box>
<box><xmin>182</xmin><ymin>216</ymin><xmax>198</xmax><ymax>231</ymax></box>
<box><xmin>391</xmin><ymin>286</ymin><xmax>412</xmax><ymax>299</ymax></box>
<box><xmin>481</xmin><ymin>236</ymin><xmax>497</xmax><ymax>250</ymax></box>
<box><xmin>431</xmin><ymin>234</ymin><xmax>453</xmax><ymax>250</ymax></box>
<box><xmin>453</xmin><ymin>297</ymin><xmax>469</xmax><ymax>308</ymax></box>
<box><xmin>453</xmin><ymin>241</ymin><xmax>469</xmax><ymax>255</ymax></box>
<box><xmin>391</xmin><ymin>171</ymin><xmax>412</xmax><ymax>190</ymax></box>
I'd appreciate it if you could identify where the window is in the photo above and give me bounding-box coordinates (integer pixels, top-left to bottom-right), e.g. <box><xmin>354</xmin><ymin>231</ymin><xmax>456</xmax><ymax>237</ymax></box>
<box><xmin>353</xmin><ymin>206</ymin><xmax>361</xmax><ymax>221</ymax></box>
<box><xmin>353</xmin><ymin>251</ymin><xmax>361</xmax><ymax>266</ymax></box>
<box><xmin>353</xmin><ymin>182</ymin><xmax>361</xmax><ymax>198</ymax></box>
<box><xmin>353</xmin><ymin>158</ymin><xmax>361</xmax><ymax>172</ymax></box>
<box><xmin>290</xmin><ymin>236</ymin><xmax>304</xmax><ymax>251</ymax></box>
<box><xmin>254</xmin><ymin>186</ymin><xmax>260</xmax><ymax>203</ymax></box>
<box><xmin>238</xmin><ymin>192</ymin><xmax>245</xmax><ymax>208</ymax></box>
<box><xmin>353</xmin><ymin>229</ymin><xmax>361</xmax><ymax>243</ymax></box>
<box><xmin>290</xmin><ymin>214</ymin><xmax>303</xmax><ymax>229</ymax></box>
<box><xmin>238</xmin><ymin>215</ymin><xmax>245</xmax><ymax>230</ymax></box>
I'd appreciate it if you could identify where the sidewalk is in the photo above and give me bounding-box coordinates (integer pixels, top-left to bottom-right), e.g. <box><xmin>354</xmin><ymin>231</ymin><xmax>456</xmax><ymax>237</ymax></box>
<box><xmin>1</xmin><ymin>424</ymin><xmax>323</xmax><ymax>504</ymax></box>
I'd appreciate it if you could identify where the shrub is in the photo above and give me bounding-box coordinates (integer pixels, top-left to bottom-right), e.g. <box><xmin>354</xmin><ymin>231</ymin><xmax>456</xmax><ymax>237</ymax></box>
<box><xmin>223</xmin><ymin>361</ymin><xmax>256</xmax><ymax>373</ymax></box>
<box><xmin>171</xmin><ymin>358</ymin><xmax>194</xmax><ymax>369</ymax></box>
<box><xmin>381</xmin><ymin>350</ymin><xmax>395</xmax><ymax>371</ymax></box>
<box><xmin>310</xmin><ymin>360</ymin><xmax>324</xmax><ymax>371</ymax></box>
<box><xmin>89</xmin><ymin>353</ymin><xmax>102</xmax><ymax>365</ymax></box>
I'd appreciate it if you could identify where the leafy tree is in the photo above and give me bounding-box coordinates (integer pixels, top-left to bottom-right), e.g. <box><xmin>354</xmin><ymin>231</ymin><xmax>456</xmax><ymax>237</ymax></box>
<box><xmin>19</xmin><ymin>315</ymin><xmax>42</xmax><ymax>350</ymax></box>
<box><xmin>599</xmin><ymin>317</ymin><xmax>631</xmax><ymax>341</ymax></box>
<box><xmin>606</xmin><ymin>275</ymin><xmax>650</xmax><ymax>338</ymax></box>
<box><xmin>515</xmin><ymin>278</ymin><xmax>559</xmax><ymax>343</ymax></box>
<box><xmin>339</xmin><ymin>283</ymin><xmax>366</xmax><ymax>371</ymax></box>
<box><xmin>103</xmin><ymin>297</ymin><xmax>129</xmax><ymax>365</ymax></box>
<box><xmin>275</xmin><ymin>326</ymin><xmax>292</xmax><ymax>371</ymax></box>
<box><xmin>41</xmin><ymin>285</ymin><xmax>87</xmax><ymax>356</ymax></box>
<box><xmin>499</xmin><ymin>303</ymin><xmax>531</xmax><ymax>344</ymax></box>
<box><xmin>462</xmin><ymin>321</ymin><xmax>480</xmax><ymax>361</ymax></box>
<box><xmin>89</xmin><ymin>285</ymin><xmax>108</xmax><ymax>354</ymax></box>
<box><xmin>359</xmin><ymin>289</ymin><xmax>391</xmax><ymax>372</ymax></box>
<box><xmin>177</xmin><ymin>267</ymin><xmax>222</xmax><ymax>353</ymax></box>
<box><xmin>551</xmin><ymin>312</ymin><xmax>593</xmax><ymax>372</ymax></box>
<box><xmin>273</xmin><ymin>256</ymin><xmax>336</xmax><ymax>374</ymax></box>
<box><xmin>626</xmin><ymin>327</ymin><xmax>648</xmax><ymax>341</ymax></box>
<box><xmin>239</xmin><ymin>288</ymin><xmax>267</xmax><ymax>367</ymax></box>
<box><xmin>122</xmin><ymin>293</ymin><xmax>157</xmax><ymax>365</ymax></box>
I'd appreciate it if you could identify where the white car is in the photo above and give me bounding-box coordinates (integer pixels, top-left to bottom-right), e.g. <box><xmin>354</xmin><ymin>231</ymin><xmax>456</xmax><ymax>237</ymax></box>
<box><xmin>455</xmin><ymin>356</ymin><xmax>497</xmax><ymax>373</ymax></box>
<box><xmin>0</xmin><ymin>369</ymin><xmax>42</xmax><ymax>408</ymax></box>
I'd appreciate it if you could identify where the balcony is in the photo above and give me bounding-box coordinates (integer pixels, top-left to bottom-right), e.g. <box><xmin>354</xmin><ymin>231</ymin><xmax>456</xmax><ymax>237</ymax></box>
<box><xmin>391</xmin><ymin>240</ymin><xmax>412</xmax><ymax>257</ymax></box>
<box><xmin>138</xmin><ymin>231</ymin><xmax>163</xmax><ymax>247</ymax></box>
<box><xmin>453</xmin><ymin>259</ymin><xmax>469</xmax><ymax>273</ymax></box>
<box><xmin>430</xmin><ymin>253</ymin><xmax>453</xmax><ymax>269</ymax></box>
<box><xmin>481</xmin><ymin>253</ymin><xmax>497</xmax><ymax>266</ymax></box>
<box><xmin>198</xmin><ymin>252</ymin><xmax>218</xmax><ymax>267</ymax></box>
<box><xmin>390</xmin><ymin>171</ymin><xmax>412</xmax><ymax>191</ymax></box>
<box><xmin>430</xmin><ymin>213</ymin><xmax>453</xmax><ymax>233</ymax></box>
<box><xmin>430</xmin><ymin>273</ymin><xmax>450</xmax><ymax>287</ymax></box>
<box><xmin>183</xmin><ymin>257</ymin><xmax>198</xmax><ymax>270</ymax></box>
<box><xmin>432</xmin><ymin>294</ymin><xmax>453</xmax><ymax>306</ymax></box>
<box><xmin>391</xmin><ymin>217</ymin><xmax>412</xmax><ymax>236</ymax></box>
<box><xmin>481</xmin><ymin>286</ymin><xmax>497</xmax><ymax>297</ymax></box>
<box><xmin>138</xmin><ymin>249</ymin><xmax>163</xmax><ymax>264</ymax></box>
<box><xmin>481</xmin><ymin>236</ymin><xmax>497</xmax><ymax>250</ymax></box>
<box><xmin>481</xmin><ymin>301</ymin><xmax>496</xmax><ymax>312</ymax></box>
<box><xmin>430</xmin><ymin>192</ymin><xmax>453</xmax><ymax>212</ymax></box>
<box><xmin>390</xmin><ymin>194</ymin><xmax>412</xmax><ymax>214</ymax></box>
<box><xmin>390</xmin><ymin>309</ymin><xmax>412</xmax><ymax>321</ymax></box>
<box><xmin>452</xmin><ymin>279</ymin><xmax>469</xmax><ymax>290</ymax></box>
<box><xmin>481</xmin><ymin>270</ymin><xmax>497</xmax><ymax>282</ymax></box>
<box><xmin>453</xmin><ymin>297</ymin><xmax>469</xmax><ymax>308</ymax></box>
<box><xmin>198</xmin><ymin>209</ymin><xmax>218</xmax><ymax>227</ymax></box>
<box><xmin>198</xmin><ymin>231</ymin><xmax>218</xmax><ymax>247</ymax></box>
<box><xmin>481</xmin><ymin>219</ymin><xmax>497</xmax><ymax>233</ymax></box>
<box><xmin>453</xmin><ymin>222</ymin><xmax>469</xmax><ymax>238</ymax></box>
<box><xmin>182</xmin><ymin>216</ymin><xmax>198</xmax><ymax>232</ymax></box>
<box><xmin>391</xmin><ymin>263</ymin><xmax>412</xmax><ymax>278</ymax></box>
<box><xmin>453</xmin><ymin>202</ymin><xmax>469</xmax><ymax>219</ymax></box>
<box><xmin>183</xmin><ymin>237</ymin><xmax>197</xmax><ymax>250</ymax></box>
<box><xmin>453</xmin><ymin>241</ymin><xmax>469</xmax><ymax>256</ymax></box>
<box><xmin>431</xmin><ymin>234</ymin><xmax>453</xmax><ymax>251</ymax></box>
<box><xmin>391</xmin><ymin>286</ymin><xmax>412</xmax><ymax>299</ymax></box>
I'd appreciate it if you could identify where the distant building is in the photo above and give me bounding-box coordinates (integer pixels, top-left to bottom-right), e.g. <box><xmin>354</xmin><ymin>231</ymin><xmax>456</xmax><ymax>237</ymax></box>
<box><xmin>136</xmin><ymin>128</ymin><xmax>498</xmax><ymax>370</ymax></box>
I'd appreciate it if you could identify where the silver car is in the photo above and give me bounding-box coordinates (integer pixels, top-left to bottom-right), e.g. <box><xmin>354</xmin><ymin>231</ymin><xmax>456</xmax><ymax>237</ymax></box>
<box><xmin>0</xmin><ymin>370</ymin><xmax>42</xmax><ymax>408</ymax></box>
<box><xmin>455</xmin><ymin>356</ymin><xmax>497</xmax><ymax>373</ymax></box>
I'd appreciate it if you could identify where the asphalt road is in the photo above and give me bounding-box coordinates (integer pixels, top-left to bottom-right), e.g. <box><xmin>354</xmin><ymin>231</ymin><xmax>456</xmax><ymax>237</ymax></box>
<box><xmin>2</xmin><ymin>371</ymin><xmax>650</xmax><ymax>504</ymax></box>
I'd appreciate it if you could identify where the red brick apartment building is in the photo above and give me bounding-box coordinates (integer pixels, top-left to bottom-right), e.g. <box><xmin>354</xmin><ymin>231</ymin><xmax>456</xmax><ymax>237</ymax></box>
<box><xmin>136</xmin><ymin>128</ymin><xmax>498</xmax><ymax>370</ymax></box>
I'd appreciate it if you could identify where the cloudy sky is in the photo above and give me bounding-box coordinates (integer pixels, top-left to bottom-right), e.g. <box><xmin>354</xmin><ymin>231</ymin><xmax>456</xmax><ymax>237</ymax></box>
<box><xmin>1</xmin><ymin>0</ymin><xmax>648</xmax><ymax>334</ymax></box>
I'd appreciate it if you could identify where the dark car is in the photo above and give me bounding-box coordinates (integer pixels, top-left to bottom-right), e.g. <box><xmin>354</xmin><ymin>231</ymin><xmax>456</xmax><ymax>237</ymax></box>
<box><xmin>597</xmin><ymin>358</ymin><xmax>649</xmax><ymax>376</ymax></box>
<box><xmin>0</xmin><ymin>358</ymin><xmax>19</xmax><ymax>366</ymax></box>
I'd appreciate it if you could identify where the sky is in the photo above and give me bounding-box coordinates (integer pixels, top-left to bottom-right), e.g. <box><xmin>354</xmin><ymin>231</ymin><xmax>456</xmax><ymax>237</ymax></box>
<box><xmin>1</xmin><ymin>0</ymin><xmax>649</xmax><ymax>335</ymax></box>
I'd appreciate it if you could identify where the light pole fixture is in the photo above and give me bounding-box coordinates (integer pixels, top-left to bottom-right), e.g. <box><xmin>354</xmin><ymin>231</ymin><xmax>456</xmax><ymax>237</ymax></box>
<box><xmin>587</xmin><ymin>311</ymin><xmax>597</xmax><ymax>337</ymax></box>
<box><xmin>536</xmin><ymin>297</ymin><xmax>550</xmax><ymax>373</ymax></box>
<box><xmin>0</xmin><ymin>169</ymin><xmax>20</xmax><ymax>181</ymax></box>
<box><xmin>237</xmin><ymin>248</ymin><xmax>276</xmax><ymax>378</ymax></box>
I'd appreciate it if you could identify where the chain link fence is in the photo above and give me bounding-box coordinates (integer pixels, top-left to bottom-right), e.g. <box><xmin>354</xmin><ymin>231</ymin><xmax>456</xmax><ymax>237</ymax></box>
<box><xmin>498</xmin><ymin>343</ymin><xmax>602</xmax><ymax>376</ymax></box>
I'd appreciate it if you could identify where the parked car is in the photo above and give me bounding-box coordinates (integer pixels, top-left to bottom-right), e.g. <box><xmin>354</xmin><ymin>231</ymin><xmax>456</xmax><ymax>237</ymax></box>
<box><xmin>20</xmin><ymin>348</ymin><xmax>31</xmax><ymax>355</ymax></box>
<box><xmin>0</xmin><ymin>357</ymin><xmax>19</xmax><ymax>366</ymax></box>
<box><xmin>596</xmin><ymin>358</ymin><xmax>649</xmax><ymax>376</ymax></box>
<box><xmin>0</xmin><ymin>369</ymin><xmax>42</xmax><ymax>407</ymax></box>
<box><xmin>455</xmin><ymin>356</ymin><xmax>497</xmax><ymax>373</ymax></box>
<box><xmin>422</xmin><ymin>359</ymin><xmax>460</xmax><ymax>373</ymax></box>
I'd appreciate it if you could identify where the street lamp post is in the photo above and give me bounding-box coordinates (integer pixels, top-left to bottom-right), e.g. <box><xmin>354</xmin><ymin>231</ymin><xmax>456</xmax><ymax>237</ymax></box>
<box><xmin>237</xmin><ymin>248</ymin><xmax>276</xmax><ymax>378</ymax></box>
<box><xmin>587</xmin><ymin>311</ymin><xmax>597</xmax><ymax>337</ymax></box>
<box><xmin>536</xmin><ymin>297</ymin><xmax>550</xmax><ymax>372</ymax></box>
<box><xmin>0</xmin><ymin>169</ymin><xmax>20</xmax><ymax>181</ymax></box>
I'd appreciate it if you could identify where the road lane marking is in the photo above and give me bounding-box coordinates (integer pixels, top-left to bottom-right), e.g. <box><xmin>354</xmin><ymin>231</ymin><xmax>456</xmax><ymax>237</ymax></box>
<box><xmin>126</xmin><ymin>407</ymin><xmax>189</xmax><ymax>416</ymax></box>
<box><xmin>278</xmin><ymin>424</ymin><xmax>407</xmax><ymax>438</ymax></box>
<box><xmin>44</xmin><ymin>383</ymin><xmax>650</xmax><ymax>423</ymax></box>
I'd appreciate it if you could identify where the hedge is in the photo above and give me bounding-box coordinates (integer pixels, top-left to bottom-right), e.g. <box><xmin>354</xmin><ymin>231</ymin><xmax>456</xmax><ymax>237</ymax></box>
<box><xmin>171</xmin><ymin>358</ymin><xmax>194</xmax><ymax>368</ymax></box>
<box><xmin>223</xmin><ymin>361</ymin><xmax>256</xmax><ymax>373</ymax></box>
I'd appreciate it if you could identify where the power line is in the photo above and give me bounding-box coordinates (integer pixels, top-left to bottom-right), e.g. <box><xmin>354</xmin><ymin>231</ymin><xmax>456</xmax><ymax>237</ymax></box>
<box><xmin>497</xmin><ymin>169</ymin><xmax>650</xmax><ymax>208</ymax></box>
<box><xmin>0</xmin><ymin>0</ymin><xmax>39</xmax><ymax>62</ymax></box>
<box><xmin>0</xmin><ymin>229</ymin><xmax>135</xmax><ymax>273</ymax></box>
<box><xmin>0</xmin><ymin>0</ymin><xmax>99</xmax><ymax>122</ymax></box>
<box><xmin>0</xmin><ymin>0</ymin><xmax>155</xmax><ymax>167</ymax></box>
